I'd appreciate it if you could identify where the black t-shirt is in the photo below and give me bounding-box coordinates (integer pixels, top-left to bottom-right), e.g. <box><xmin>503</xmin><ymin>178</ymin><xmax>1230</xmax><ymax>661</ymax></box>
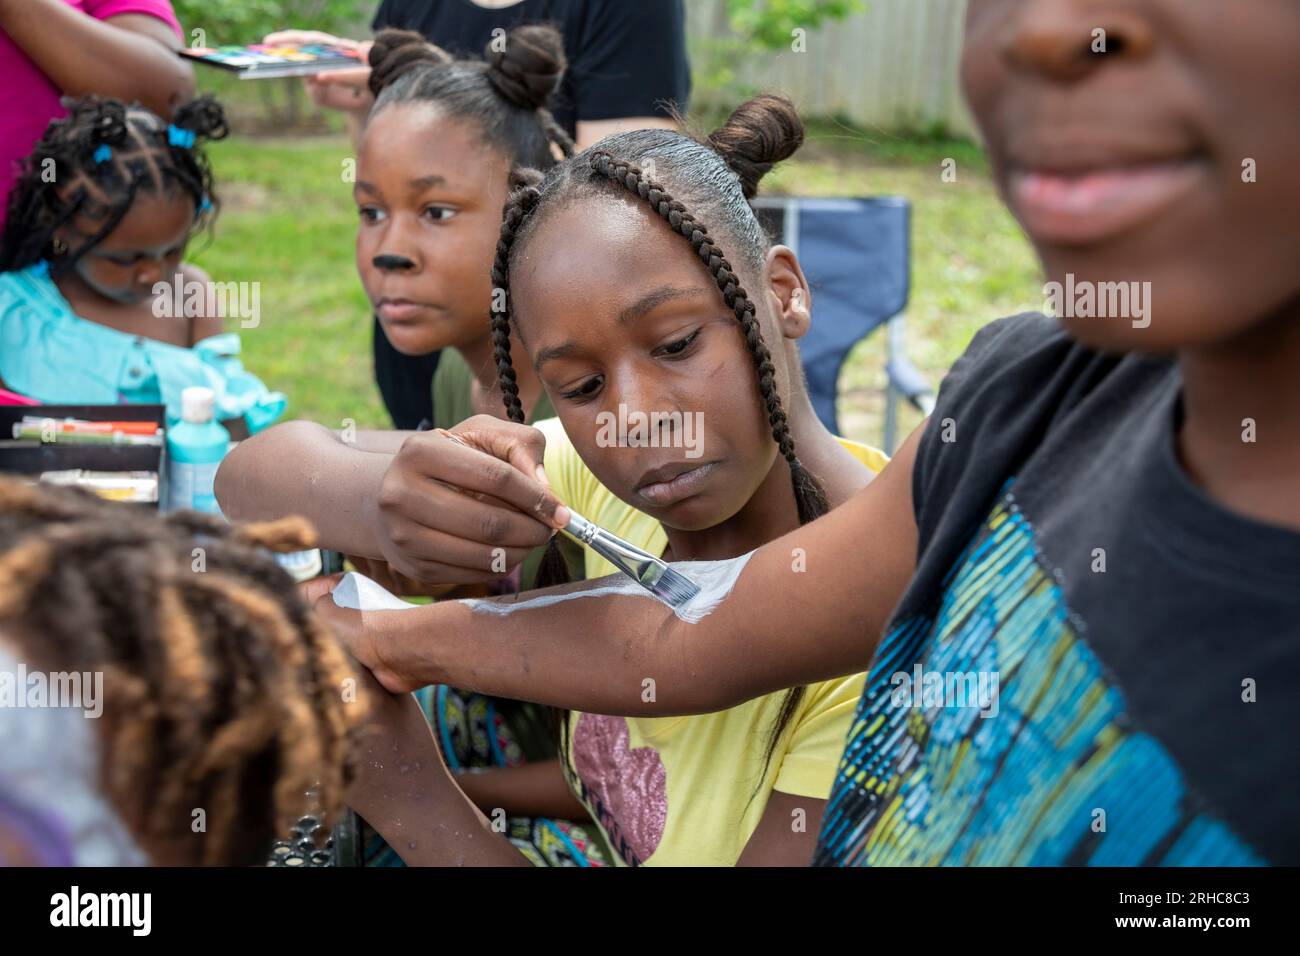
<box><xmin>814</xmin><ymin>313</ymin><xmax>1300</xmax><ymax>866</ymax></box>
<box><xmin>369</xmin><ymin>0</ymin><xmax>690</xmax><ymax>429</ymax></box>
<box><xmin>372</xmin><ymin>0</ymin><xmax>691</xmax><ymax>136</ymax></box>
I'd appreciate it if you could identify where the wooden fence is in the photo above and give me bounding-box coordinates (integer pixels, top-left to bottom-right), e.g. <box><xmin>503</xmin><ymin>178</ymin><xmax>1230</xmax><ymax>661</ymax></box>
<box><xmin>687</xmin><ymin>0</ymin><xmax>975</xmax><ymax>137</ymax></box>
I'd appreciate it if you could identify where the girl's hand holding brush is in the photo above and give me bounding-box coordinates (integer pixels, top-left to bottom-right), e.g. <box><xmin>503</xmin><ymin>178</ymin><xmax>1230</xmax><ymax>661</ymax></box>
<box><xmin>371</xmin><ymin>415</ymin><xmax>570</xmax><ymax>587</ymax></box>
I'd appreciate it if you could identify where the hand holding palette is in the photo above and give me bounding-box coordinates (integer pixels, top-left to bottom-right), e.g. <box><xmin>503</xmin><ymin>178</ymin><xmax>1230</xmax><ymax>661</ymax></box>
<box><xmin>179</xmin><ymin>43</ymin><xmax>365</xmax><ymax>80</ymax></box>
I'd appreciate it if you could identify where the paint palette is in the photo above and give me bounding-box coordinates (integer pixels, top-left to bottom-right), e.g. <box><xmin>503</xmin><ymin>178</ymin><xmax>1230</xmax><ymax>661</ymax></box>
<box><xmin>179</xmin><ymin>43</ymin><xmax>365</xmax><ymax>80</ymax></box>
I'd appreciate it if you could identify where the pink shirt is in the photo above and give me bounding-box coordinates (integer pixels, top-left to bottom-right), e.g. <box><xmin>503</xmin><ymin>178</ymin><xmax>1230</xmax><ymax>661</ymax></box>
<box><xmin>0</xmin><ymin>0</ymin><xmax>182</xmax><ymax>232</ymax></box>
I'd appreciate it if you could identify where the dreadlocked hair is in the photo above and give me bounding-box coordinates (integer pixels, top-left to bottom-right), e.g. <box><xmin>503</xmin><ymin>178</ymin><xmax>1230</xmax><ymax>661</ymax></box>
<box><xmin>0</xmin><ymin>95</ymin><xmax>227</xmax><ymax>276</ymax></box>
<box><xmin>368</xmin><ymin>25</ymin><xmax>574</xmax><ymax>169</ymax></box>
<box><xmin>0</xmin><ymin>477</ymin><xmax>364</xmax><ymax>866</ymax></box>
<box><xmin>490</xmin><ymin>94</ymin><xmax>830</xmax><ymax>784</ymax></box>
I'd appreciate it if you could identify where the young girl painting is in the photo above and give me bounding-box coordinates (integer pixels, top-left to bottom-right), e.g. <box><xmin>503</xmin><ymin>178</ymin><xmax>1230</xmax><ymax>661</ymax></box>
<box><xmin>285</xmin><ymin>95</ymin><xmax>891</xmax><ymax>865</ymax></box>
<box><xmin>319</xmin><ymin>0</ymin><xmax>1300</xmax><ymax>866</ymax></box>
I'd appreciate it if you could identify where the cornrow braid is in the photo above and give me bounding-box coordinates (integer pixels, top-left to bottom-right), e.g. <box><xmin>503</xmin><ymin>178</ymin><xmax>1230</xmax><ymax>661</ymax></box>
<box><xmin>490</xmin><ymin>172</ymin><xmax>544</xmax><ymax>426</ymax></box>
<box><xmin>0</xmin><ymin>95</ymin><xmax>227</xmax><ymax>276</ymax></box>
<box><xmin>490</xmin><ymin>171</ymin><xmax>574</xmax><ymax>594</ymax></box>
<box><xmin>587</xmin><ymin>150</ymin><xmax>830</xmax><ymax>526</ymax></box>
<box><xmin>491</xmin><ymin>171</ymin><xmax>572</xmax><ymax>774</ymax></box>
<box><xmin>0</xmin><ymin>477</ymin><xmax>363</xmax><ymax>866</ymax></box>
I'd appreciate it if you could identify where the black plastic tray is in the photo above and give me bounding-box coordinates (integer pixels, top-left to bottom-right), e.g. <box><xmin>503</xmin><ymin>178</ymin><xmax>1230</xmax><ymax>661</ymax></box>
<box><xmin>0</xmin><ymin>404</ymin><xmax>168</xmax><ymax>508</ymax></box>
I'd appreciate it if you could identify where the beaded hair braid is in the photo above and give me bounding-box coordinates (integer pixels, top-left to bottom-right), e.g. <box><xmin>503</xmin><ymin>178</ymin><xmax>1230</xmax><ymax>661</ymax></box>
<box><xmin>0</xmin><ymin>96</ymin><xmax>226</xmax><ymax>276</ymax></box>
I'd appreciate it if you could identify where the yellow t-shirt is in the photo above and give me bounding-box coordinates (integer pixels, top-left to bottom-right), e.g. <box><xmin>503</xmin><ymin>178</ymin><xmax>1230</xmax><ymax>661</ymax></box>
<box><xmin>536</xmin><ymin>417</ymin><xmax>888</xmax><ymax>866</ymax></box>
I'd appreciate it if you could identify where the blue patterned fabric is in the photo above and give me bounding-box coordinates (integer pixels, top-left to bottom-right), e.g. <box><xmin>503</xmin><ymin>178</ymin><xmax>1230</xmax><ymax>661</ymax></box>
<box><xmin>816</xmin><ymin>485</ymin><xmax>1263</xmax><ymax>867</ymax></box>
<box><xmin>0</xmin><ymin>263</ymin><xmax>285</xmax><ymax>432</ymax></box>
<box><xmin>812</xmin><ymin>313</ymin><xmax>1298</xmax><ymax>866</ymax></box>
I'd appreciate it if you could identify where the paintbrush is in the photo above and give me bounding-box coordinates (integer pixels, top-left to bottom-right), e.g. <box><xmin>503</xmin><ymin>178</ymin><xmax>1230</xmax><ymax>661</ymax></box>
<box><xmin>562</xmin><ymin>509</ymin><xmax>701</xmax><ymax>610</ymax></box>
<box><xmin>432</xmin><ymin>427</ymin><xmax>701</xmax><ymax>609</ymax></box>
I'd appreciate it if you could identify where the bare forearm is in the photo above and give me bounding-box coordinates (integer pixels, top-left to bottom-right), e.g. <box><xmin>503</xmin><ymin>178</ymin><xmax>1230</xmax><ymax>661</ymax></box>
<box><xmin>216</xmin><ymin>420</ymin><xmax>389</xmax><ymax>557</ymax></box>
<box><xmin>0</xmin><ymin>1</ymin><xmax>194</xmax><ymax>117</ymax></box>
<box><xmin>369</xmin><ymin>426</ymin><xmax>925</xmax><ymax>716</ymax></box>
<box><xmin>350</xmin><ymin>429</ymin><xmax>415</xmax><ymax>454</ymax></box>
<box><xmin>389</xmin><ymin>560</ymin><xmax>861</xmax><ymax>715</ymax></box>
<box><xmin>350</xmin><ymin>693</ymin><xmax>530</xmax><ymax>866</ymax></box>
<box><xmin>455</xmin><ymin>761</ymin><xmax>591</xmax><ymax>821</ymax></box>
<box><xmin>384</xmin><ymin>590</ymin><xmax>735</xmax><ymax>714</ymax></box>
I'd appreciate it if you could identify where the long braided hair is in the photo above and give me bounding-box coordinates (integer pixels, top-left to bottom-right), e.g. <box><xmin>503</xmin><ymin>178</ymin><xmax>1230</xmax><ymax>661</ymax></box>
<box><xmin>368</xmin><ymin>25</ymin><xmax>575</xmax><ymax>168</ymax></box>
<box><xmin>0</xmin><ymin>478</ymin><xmax>363</xmax><ymax>866</ymax></box>
<box><xmin>490</xmin><ymin>94</ymin><xmax>829</xmax><ymax>785</ymax></box>
<box><xmin>0</xmin><ymin>95</ymin><xmax>227</xmax><ymax>276</ymax></box>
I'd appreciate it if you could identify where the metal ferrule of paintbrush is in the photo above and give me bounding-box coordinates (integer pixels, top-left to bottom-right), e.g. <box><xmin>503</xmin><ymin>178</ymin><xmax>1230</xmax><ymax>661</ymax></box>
<box><xmin>563</xmin><ymin>510</ymin><xmax>674</xmax><ymax>591</ymax></box>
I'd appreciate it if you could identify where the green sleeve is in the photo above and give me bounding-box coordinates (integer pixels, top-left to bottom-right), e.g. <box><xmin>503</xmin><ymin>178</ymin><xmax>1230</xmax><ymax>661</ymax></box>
<box><xmin>433</xmin><ymin>348</ymin><xmax>556</xmax><ymax>429</ymax></box>
<box><xmin>431</xmin><ymin>348</ymin><xmax>476</xmax><ymax>432</ymax></box>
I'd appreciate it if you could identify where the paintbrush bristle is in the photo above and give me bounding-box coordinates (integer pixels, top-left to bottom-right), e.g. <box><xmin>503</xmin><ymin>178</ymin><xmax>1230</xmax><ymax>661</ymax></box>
<box><xmin>647</xmin><ymin>564</ymin><xmax>701</xmax><ymax>609</ymax></box>
<box><xmin>564</xmin><ymin>509</ymin><xmax>703</xmax><ymax>610</ymax></box>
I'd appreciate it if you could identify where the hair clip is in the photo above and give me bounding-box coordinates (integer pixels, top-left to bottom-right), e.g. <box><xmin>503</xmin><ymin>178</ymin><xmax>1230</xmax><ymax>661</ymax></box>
<box><xmin>93</xmin><ymin>144</ymin><xmax>113</xmax><ymax>165</ymax></box>
<box><xmin>198</xmin><ymin>194</ymin><xmax>213</xmax><ymax>214</ymax></box>
<box><xmin>167</xmin><ymin>125</ymin><xmax>196</xmax><ymax>149</ymax></box>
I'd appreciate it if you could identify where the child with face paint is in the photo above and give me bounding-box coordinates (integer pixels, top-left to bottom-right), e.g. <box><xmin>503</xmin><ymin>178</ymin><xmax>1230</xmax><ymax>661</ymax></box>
<box><xmin>220</xmin><ymin>26</ymin><xmax>578</xmax><ymax>587</ymax></box>
<box><xmin>0</xmin><ymin>96</ymin><xmax>284</xmax><ymax>435</ymax></box>
<box><xmin>319</xmin><ymin>0</ymin><xmax>1300</xmax><ymax>866</ymax></box>
<box><xmin>219</xmin><ymin>26</ymin><xmax>620</xmax><ymax>867</ymax></box>
<box><xmin>303</xmin><ymin>95</ymin><xmax>889</xmax><ymax>867</ymax></box>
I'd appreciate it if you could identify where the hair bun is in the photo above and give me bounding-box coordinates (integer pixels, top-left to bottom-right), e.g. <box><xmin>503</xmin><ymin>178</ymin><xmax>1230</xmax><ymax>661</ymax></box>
<box><xmin>77</xmin><ymin>99</ymin><xmax>129</xmax><ymax>148</ymax></box>
<box><xmin>368</xmin><ymin>29</ymin><xmax>453</xmax><ymax>97</ymax></box>
<box><xmin>171</xmin><ymin>95</ymin><xmax>230</xmax><ymax>143</ymax></box>
<box><xmin>484</xmin><ymin>24</ymin><xmax>566</xmax><ymax>111</ymax></box>
<box><xmin>508</xmin><ymin>166</ymin><xmax>545</xmax><ymax>191</ymax></box>
<box><xmin>706</xmin><ymin>94</ymin><xmax>805</xmax><ymax>199</ymax></box>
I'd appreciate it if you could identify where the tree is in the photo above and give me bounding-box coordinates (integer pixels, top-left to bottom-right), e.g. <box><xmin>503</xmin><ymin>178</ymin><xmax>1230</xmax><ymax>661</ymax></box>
<box><xmin>725</xmin><ymin>0</ymin><xmax>864</xmax><ymax>50</ymax></box>
<box><xmin>694</xmin><ymin>0</ymin><xmax>866</xmax><ymax>113</ymax></box>
<box><xmin>171</xmin><ymin>0</ymin><xmax>371</xmax><ymax>130</ymax></box>
<box><xmin>170</xmin><ymin>0</ymin><xmax>369</xmax><ymax>49</ymax></box>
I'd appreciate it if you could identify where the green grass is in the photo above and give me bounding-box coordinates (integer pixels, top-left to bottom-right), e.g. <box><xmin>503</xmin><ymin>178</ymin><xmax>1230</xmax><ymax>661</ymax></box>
<box><xmin>194</xmin><ymin>122</ymin><xmax>1044</xmax><ymax>445</ymax></box>
<box><xmin>193</xmin><ymin>136</ymin><xmax>386</xmax><ymax>429</ymax></box>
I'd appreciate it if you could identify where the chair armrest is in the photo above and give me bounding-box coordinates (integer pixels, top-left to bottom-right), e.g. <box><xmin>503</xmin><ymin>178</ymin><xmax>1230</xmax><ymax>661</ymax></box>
<box><xmin>886</xmin><ymin>355</ymin><xmax>936</xmax><ymax>416</ymax></box>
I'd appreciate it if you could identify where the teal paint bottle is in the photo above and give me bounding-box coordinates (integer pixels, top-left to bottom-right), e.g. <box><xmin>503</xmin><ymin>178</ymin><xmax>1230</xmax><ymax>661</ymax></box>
<box><xmin>166</xmin><ymin>386</ymin><xmax>229</xmax><ymax>513</ymax></box>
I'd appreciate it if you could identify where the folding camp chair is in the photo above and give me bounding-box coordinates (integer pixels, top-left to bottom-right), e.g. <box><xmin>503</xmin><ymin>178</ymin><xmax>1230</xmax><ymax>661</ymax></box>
<box><xmin>753</xmin><ymin>197</ymin><xmax>935</xmax><ymax>453</ymax></box>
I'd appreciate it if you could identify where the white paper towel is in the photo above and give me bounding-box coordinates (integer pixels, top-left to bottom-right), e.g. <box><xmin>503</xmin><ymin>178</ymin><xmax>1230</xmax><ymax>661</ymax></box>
<box><xmin>330</xmin><ymin>571</ymin><xmax>422</xmax><ymax>612</ymax></box>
